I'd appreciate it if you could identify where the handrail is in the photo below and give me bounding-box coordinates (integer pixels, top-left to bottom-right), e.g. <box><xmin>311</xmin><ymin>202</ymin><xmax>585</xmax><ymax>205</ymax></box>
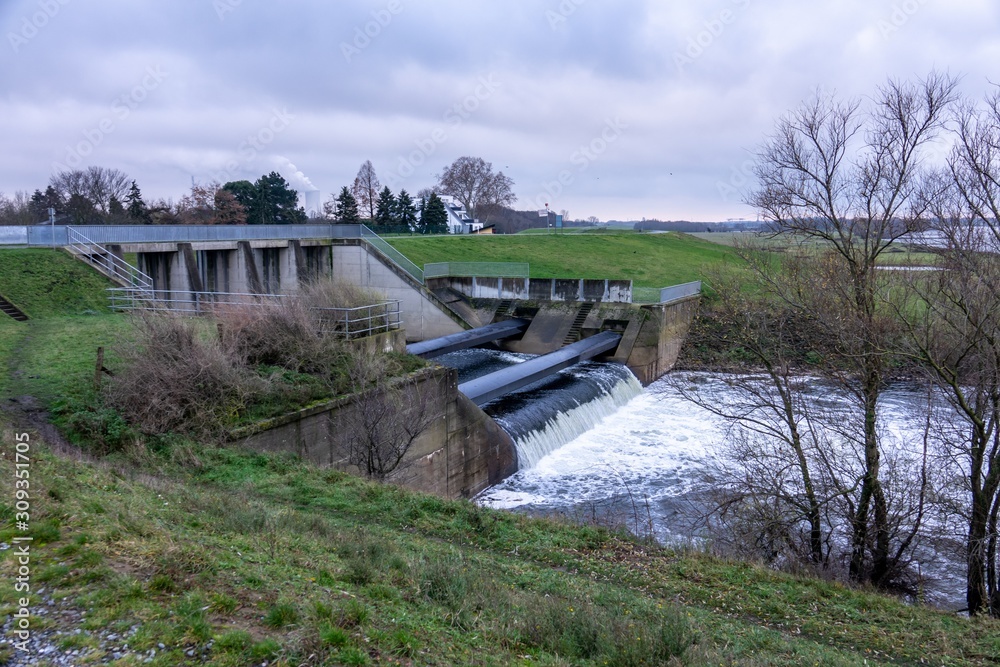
<box><xmin>360</xmin><ymin>225</ymin><xmax>424</xmax><ymax>283</ymax></box>
<box><xmin>106</xmin><ymin>288</ymin><xmax>402</xmax><ymax>340</ymax></box>
<box><xmin>67</xmin><ymin>227</ymin><xmax>154</xmax><ymax>290</ymax></box>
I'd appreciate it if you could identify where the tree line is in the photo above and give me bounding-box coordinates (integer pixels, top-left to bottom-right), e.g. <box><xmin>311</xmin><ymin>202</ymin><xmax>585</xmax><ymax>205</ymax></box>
<box><xmin>0</xmin><ymin>167</ymin><xmax>309</xmax><ymax>226</ymax></box>
<box><xmin>0</xmin><ymin>155</ymin><xmax>518</xmax><ymax>233</ymax></box>
<box><xmin>683</xmin><ymin>72</ymin><xmax>1000</xmax><ymax>618</ymax></box>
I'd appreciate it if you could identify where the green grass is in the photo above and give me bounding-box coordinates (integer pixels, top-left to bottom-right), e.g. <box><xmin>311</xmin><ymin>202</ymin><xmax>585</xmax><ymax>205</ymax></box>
<box><xmin>2</xmin><ymin>238</ymin><xmax>998</xmax><ymax>665</ymax></box>
<box><xmin>0</xmin><ymin>248</ymin><xmax>113</xmax><ymax>317</ymax></box>
<box><xmin>1</xmin><ymin>438</ymin><xmax>998</xmax><ymax>666</ymax></box>
<box><xmin>388</xmin><ymin>231</ymin><xmax>740</xmax><ymax>288</ymax></box>
<box><xmin>0</xmin><ymin>248</ymin><xmax>125</xmax><ymax>403</ymax></box>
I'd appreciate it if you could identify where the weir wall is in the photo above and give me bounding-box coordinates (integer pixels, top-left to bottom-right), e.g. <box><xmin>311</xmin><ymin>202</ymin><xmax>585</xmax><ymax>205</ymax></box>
<box><xmin>230</xmin><ymin>365</ymin><xmax>518</xmax><ymax>499</ymax></box>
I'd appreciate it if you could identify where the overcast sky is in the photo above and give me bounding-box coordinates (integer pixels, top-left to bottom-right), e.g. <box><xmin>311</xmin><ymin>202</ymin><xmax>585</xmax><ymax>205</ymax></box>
<box><xmin>2</xmin><ymin>0</ymin><xmax>998</xmax><ymax>222</ymax></box>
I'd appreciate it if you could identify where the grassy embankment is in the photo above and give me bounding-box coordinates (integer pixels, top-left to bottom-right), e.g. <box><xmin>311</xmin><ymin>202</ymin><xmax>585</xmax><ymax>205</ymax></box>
<box><xmin>0</xmin><ymin>248</ymin><xmax>126</xmax><ymax>406</ymax></box>
<box><xmin>0</xmin><ymin>247</ymin><xmax>998</xmax><ymax>665</ymax></box>
<box><xmin>387</xmin><ymin>231</ymin><xmax>738</xmax><ymax>301</ymax></box>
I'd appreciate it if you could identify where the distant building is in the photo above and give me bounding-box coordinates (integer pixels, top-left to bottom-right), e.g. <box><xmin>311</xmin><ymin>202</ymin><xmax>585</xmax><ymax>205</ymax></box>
<box><xmin>439</xmin><ymin>196</ymin><xmax>483</xmax><ymax>234</ymax></box>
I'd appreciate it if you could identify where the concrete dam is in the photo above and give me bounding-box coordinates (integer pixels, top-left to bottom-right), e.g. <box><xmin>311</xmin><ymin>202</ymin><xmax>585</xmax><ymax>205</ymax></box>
<box><xmin>1</xmin><ymin>223</ymin><xmax>700</xmax><ymax>499</ymax></box>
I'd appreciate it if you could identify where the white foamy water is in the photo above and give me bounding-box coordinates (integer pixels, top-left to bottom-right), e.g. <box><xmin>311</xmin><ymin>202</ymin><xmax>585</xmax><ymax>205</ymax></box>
<box><xmin>497</xmin><ymin>371</ymin><xmax>643</xmax><ymax>468</ymax></box>
<box><xmin>478</xmin><ymin>374</ymin><xmax>725</xmax><ymax>524</ymax></box>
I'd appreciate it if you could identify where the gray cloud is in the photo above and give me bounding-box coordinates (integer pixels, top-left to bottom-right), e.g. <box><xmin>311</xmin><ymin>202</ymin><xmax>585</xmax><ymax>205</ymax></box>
<box><xmin>1</xmin><ymin>0</ymin><xmax>998</xmax><ymax>220</ymax></box>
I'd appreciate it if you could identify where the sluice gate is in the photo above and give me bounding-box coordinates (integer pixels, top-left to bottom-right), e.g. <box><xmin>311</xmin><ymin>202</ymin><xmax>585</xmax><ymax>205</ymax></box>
<box><xmin>406</xmin><ymin>318</ymin><xmax>530</xmax><ymax>359</ymax></box>
<box><xmin>458</xmin><ymin>331</ymin><xmax>623</xmax><ymax>406</ymax></box>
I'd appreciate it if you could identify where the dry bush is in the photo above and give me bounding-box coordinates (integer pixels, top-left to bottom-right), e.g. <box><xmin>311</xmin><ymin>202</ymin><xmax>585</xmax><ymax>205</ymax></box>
<box><xmin>300</xmin><ymin>279</ymin><xmax>386</xmax><ymax>310</ymax></box>
<box><xmin>214</xmin><ymin>300</ymin><xmax>345</xmax><ymax>375</ymax></box>
<box><xmin>103</xmin><ymin>313</ymin><xmax>265</xmax><ymax>438</ymax></box>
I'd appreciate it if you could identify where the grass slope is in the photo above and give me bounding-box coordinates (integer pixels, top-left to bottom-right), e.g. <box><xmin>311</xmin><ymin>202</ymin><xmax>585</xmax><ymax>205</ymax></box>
<box><xmin>387</xmin><ymin>232</ymin><xmax>738</xmax><ymax>288</ymax></box>
<box><xmin>0</xmin><ymin>438</ymin><xmax>998</xmax><ymax>666</ymax></box>
<box><xmin>0</xmin><ymin>248</ymin><xmax>113</xmax><ymax>318</ymax></box>
<box><xmin>1</xmin><ymin>245</ymin><xmax>998</xmax><ymax>665</ymax></box>
<box><xmin>0</xmin><ymin>250</ymin><xmax>125</xmax><ymax>404</ymax></box>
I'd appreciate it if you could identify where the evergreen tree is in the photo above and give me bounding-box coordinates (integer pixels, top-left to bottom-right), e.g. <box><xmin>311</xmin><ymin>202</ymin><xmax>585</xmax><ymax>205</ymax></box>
<box><xmin>395</xmin><ymin>189</ymin><xmax>417</xmax><ymax>231</ymax></box>
<box><xmin>28</xmin><ymin>185</ymin><xmax>64</xmax><ymax>222</ymax></box>
<box><xmin>124</xmin><ymin>180</ymin><xmax>151</xmax><ymax>223</ymax></box>
<box><xmin>223</xmin><ymin>174</ymin><xmax>306</xmax><ymax>224</ymax></box>
<box><xmin>222</xmin><ymin>180</ymin><xmax>258</xmax><ymax>222</ymax></box>
<box><xmin>421</xmin><ymin>193</ymin><xmax>449</xmax><ymax>234</ymax></box>
<box><xmin>255</xmin><ymin>171</ymin><xmax>306</xmax><ymax>224</ymax></box>
<box><xmin>66</xmin><ymin>193</ymin><xmax>97</xmax><ymax>225</ymax></box>
<box><xmin>28</xmin><ymin>189</ymin><xmax>47</xmax><ymax>221</ymax></box>
<box><xmin>108</xmin><ymin>195</ymin><xmax>126</xmax><ymax>223</ymax></box>
<box><xmin>334</xmin><ymin>186</ymin><xmax>360</xmax><ymax>224</ymax></box>
<box><xmin>374</xmin><ymin>186</ymin><xmax>396</xmax><ymax>227</ymax></box>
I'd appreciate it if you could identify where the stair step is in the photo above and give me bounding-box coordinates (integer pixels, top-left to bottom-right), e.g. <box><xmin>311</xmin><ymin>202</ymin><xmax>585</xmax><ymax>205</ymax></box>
<box><xmin>494</xmin><ymin>299</ymin><xmax>514</xmax><ymax>321</ymax></box>
<box><xmin>562</xmin><ymin>302</ymin><xmax>595</xmax><ymax>346</ymax></box>
<box><xmin>0</xmin><ymin>295</ymin><xmax>28</xmax><ymax>321</ymax></box>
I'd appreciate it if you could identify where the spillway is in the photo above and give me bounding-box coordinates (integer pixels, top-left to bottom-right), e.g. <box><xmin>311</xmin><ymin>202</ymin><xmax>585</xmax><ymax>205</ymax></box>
<box><xmin>458</xmin><ymin>331</ymin><xmax>622</xmax><ymax>406</ymax></box>
<box><xmin>434</xmin><ymin>348</ymin><xmax>641</xmax><ymax>469</ymax></box>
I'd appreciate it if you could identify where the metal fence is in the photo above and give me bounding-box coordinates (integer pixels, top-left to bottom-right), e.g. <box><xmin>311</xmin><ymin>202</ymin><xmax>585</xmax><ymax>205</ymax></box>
<box><xmin>360</xmin><ymin>225</ymin><xmax>424</xmax><ymax>283</ymax></box>
<box><xmin>0</xmin><ymin>224</ymin><xmax>372</xmax><ymax>246</ymax></box>
<box><xmin>312</xmin><ymin>301</ymin><xmax>401</xmax><ymax>339</ymax></box>
<box><xmin>107</xmin><ymin>288</ymin><xmax>401</xmax><ymax>339</ymax></box>
<box><xmin>659</xmin><ymin>281</ymin><xmax>702</xmax><ymax>303</ymax></box>
<box><xmin>423</xmin><ymin>262</ymin><xmax>530</xmax><ymax>279</ymax></box>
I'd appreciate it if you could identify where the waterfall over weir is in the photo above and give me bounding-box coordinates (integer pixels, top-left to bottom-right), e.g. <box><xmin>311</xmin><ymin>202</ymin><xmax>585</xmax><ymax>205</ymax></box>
<box><xmin>434</xmin><ymin>349</ymin><xmax>642</xmax><ymax>468</ymax></box>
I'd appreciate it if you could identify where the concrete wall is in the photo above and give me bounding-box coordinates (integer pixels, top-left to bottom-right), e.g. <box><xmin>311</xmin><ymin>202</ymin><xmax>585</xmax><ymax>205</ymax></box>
<box><xmin>231</xmin><ymin>365</ymin><xmax>517</xmax><ymax>499</ymax></box>
<box><xmin>490</xmin><ymin>295</ymin><xmax>700</xmax><ymax>385</ymax></box>
<box><xmin>623</xmin><ymin>295</ymin><xmax>701</xmax><ymax>384</ymax></box>
<box><xmin>428</xmin><ymin>276</ymin><xmax>632</xmax><ymax>303</ymax></box>
<box><xmin>331</xmin><ymin>242</ymin><xmax>465</xmax><ymax>341</ymax></box>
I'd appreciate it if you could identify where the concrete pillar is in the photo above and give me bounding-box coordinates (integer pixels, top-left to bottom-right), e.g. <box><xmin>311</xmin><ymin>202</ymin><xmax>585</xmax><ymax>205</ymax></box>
<box><xmin>236</xmin><ymin>241</ymin><xmax>263</xmax><ymax>294</ymax></box>
<box><xmin>169</xmin><ymin>244</ymin><xmax>199</xmax><ymax>311</ymax></box>
<box><xmin>281</xmin><ymin>242</ymin><xmax>300</xmax><ymax>295</ymax></box>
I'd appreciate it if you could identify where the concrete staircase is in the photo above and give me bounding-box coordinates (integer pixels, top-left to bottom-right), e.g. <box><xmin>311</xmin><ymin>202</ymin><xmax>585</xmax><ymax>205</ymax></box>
<box><xmin>562</xmin><ymin>302</ymin><xmax>595</xmax><ymax>345</ymax></box>
<box><xmin>0</xmin><ymin>294</ymin><xmax>28</xmax><ymax>321</ymax></box>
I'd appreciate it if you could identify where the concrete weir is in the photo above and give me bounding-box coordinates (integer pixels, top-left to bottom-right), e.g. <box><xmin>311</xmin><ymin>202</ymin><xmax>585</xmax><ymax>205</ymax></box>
<box><xmin>406</xmin><ymin>318</ymin><xmax>530</xmax><ymax>359</ymax></box>
<box><xmin>459</xmin><ymin>331</ymin><xmax>623</xmax><ymax>406</ymax></box>
<box><xmin>27</xmin><ymin>225</ymin><xmax>699</xmax><ymax>498</ymax></box>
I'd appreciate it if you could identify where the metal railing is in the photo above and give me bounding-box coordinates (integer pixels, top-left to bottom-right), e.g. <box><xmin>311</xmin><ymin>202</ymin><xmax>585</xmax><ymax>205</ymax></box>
<box><xmin>68</xmin><ymin>227</ymin><xmax>154</xmax><ymax>290</ymax></box>
<box><xmin>658</xmin><ymin>281</ymin><xmax>702</xmax><ymax>303</ymax></box>
<box><xmin>423</xmin><ymin>262</ymin><xmax>530</xmax><ymax>279</ymax></box>
<box><xmin>313</xmin><ymin>301</ymin><xmax>402</xmax><ymax>339</ymax></box>
<box><xmin>360</xmin><ymin>225</ymin><xmax>424</xmax><ymax>283</ymax></box>
<box><xmin>106</xmin><ymin>288</ymin><xmax>401</xmax><ymax>340</ymax></box>
<box><xmin>8</xmin><ymin>223</ymin><xmax>426</xmax><ymax>287</ymax></box>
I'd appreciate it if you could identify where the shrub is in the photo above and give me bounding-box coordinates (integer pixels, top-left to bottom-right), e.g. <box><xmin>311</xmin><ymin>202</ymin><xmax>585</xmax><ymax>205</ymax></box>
<box><xmin>102</xmin><ymin>313</ymin><xmax>264</xmax><ymax>438</ymax></box>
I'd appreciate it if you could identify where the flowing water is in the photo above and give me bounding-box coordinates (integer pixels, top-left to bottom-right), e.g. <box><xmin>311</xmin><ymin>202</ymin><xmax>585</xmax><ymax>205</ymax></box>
<box><xmin>434</xmin><ymin>349</ymin><xmax>968</xmax><ymax>608</ymax></box>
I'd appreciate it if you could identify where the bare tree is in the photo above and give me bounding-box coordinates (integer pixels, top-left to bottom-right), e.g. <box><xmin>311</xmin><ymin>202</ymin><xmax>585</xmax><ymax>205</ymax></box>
<box><xmin>50</xmin><ymin>166</ymin><xmax>132</xmax><ymax>216</ymax></box>
<box><xmin>672</xmin><ymin>266</ymin><xmax>834</xmax><ymax>567</ymax></box>
<box><xmin>898</xmin><ymin>88</ymin><xmax>1000</xmax><ymax>615</ymax></box>
<box><xmin>0</xmin><ymin>191</ymin><xmax>35</xmax><ymax>225</ymax></box>
<box><xmin>175</xmin><ymin>181</ymin><xmax>246</xmax><ymax>225</ymax></box>
<box><xmin>342</xmin><ymin>352</ymin><xmax>435</xmax><ymax>480</ymax></box>
<box><xmin>746</xmin><ymin>72</ymin><xmax>958</xmax><ymax>587</ymax></box>
<box><xmin>436</xmin><ymin>156</ymin><xmax>516</xmax><ymax>224</ymax></box>
<box><xmin>351</xmin><ymin>160</ymin><xmax>380</xmax><ymax>222</ymax></box>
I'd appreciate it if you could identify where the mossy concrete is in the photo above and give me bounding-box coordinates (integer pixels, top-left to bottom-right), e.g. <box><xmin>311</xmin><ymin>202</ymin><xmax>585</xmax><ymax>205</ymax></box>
<box><xmin>230</xmin><ymin>365</ymin><xmax>517</xmax><ymax>499</ymax></box>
